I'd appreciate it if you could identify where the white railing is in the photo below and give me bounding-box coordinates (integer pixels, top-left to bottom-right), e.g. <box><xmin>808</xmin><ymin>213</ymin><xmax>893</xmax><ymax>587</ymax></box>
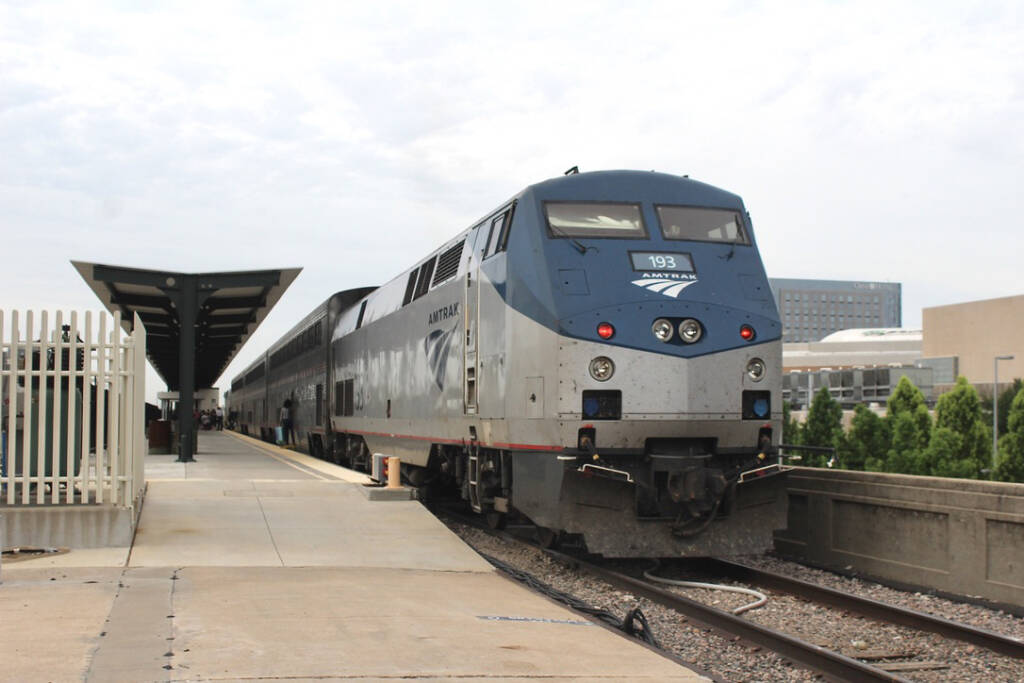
<box><xmin>1</xmin><ymin>310</ymin><xmax>146</xmax><ymax>510</ymax></box>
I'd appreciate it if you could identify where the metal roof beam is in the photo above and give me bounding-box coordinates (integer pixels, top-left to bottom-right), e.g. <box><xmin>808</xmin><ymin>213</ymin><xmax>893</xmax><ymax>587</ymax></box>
<box><xmin>200</xmin><ymin>295</ymin><xmax>265</xmax><ymax>309</ymax></box>
<box><xmin>110</xmin><ymin>293</ymin><xmax>175</xmax><ymax>309</ymax></box>
<box><xmin>201</xmin><ymin>313</ymin><xmax>254</xmax><ymax>325</ymax></box>
<box><xmin>196</xmin><ymin>271</ymin><xmax>281</xmax><ymax>289</ymax></box>
<box><xmin>92</xmin><ymin>264</ymin><xmax>182</xmax><ymax>288</ymax></box>
<box><xmin>136</xmin><ymin>311</ymin><xmax>177</xmax><ymax>326</ymax></box>
<box><xmin>202</xmin><ymin>327</ymin><xmax>248</xmax><ymax>338</ymax></box>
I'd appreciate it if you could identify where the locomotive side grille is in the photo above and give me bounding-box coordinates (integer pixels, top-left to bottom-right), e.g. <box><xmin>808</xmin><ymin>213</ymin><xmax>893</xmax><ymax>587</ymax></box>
<box><xmin>432</xmin><ymin>240</ymin><xmax>465</xmax><ymax>286</ymax></box>
<box><xmin>335</xmin><ymin>378</ymin><xmax>355</xmax><ymax>416</ymax></box>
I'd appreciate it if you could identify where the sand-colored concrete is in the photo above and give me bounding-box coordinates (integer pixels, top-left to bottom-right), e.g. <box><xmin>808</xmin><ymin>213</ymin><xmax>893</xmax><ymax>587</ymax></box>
<box><xmin>0</xmin><ymin>567</ymin><xmax>123</xmax><ymax>681</ymax></box>
<box><xmin>0</xmin><ymin>430</ymin><xmax>706</xmax><ymax>682</ymax></box>
<box><xmin>128</xmin><ymin>476</ymin><xmax>488</xmax><ymax>571</ymax></box>
<box><xmin>163</xmin><ymin>566</ymin><xmax>695</xmax><ymax>681</ymax></box>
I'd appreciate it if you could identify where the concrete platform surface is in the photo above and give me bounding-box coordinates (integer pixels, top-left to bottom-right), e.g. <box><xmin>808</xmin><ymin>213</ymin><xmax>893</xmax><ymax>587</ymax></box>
<box><xmin>1</xmin><ymin>430</ymin><xmax>705</xmax><ymax>682</ymax></box>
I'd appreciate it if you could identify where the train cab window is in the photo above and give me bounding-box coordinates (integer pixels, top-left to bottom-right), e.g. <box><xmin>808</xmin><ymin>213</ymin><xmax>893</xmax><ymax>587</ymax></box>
<box><xmin>495</xmin><ymin>209</ymin><xmax>513</xmax><ymax>252</ymax></box>
<box><xmin>544</xmin><ymin>202</ymin><xmax>646</xmax><ymax>239</ymax></box>
<box><xmin>655</xmin><ymin>206</ymin><xmax>750</xmax><ymax>245</ymax></box>
<box><xmin>484</xmin><ymin>212</ymin><xmax>509</xmax><ymax>258</ymax></box>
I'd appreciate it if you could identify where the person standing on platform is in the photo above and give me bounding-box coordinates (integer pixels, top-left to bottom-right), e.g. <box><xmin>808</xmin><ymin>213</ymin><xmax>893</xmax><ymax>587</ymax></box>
<box><xmin>280</xmin><ymin>399</ymin><xmax>296</xmax><ymax>445</ymax></box>
<box><xmin>215</xmin><ymin>406</ymin><xmax>224</xmax><ymax>431</ymax></box>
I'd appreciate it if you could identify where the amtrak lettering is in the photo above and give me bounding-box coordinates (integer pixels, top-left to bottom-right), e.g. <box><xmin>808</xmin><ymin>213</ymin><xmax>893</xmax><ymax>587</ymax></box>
<box><xmin>639</xmin><ymin>271</ymin><xmax>697</xmax><ymax>281</ymax></box>
<box><xmin>631</xmin><ymin>271</ymin><xmax>699</xmax><ymax>299</ymax></box>
<box><xmin>428</xmin><ymin>302</ymin><xmax>460</xmax><ymax>325</ymax></box>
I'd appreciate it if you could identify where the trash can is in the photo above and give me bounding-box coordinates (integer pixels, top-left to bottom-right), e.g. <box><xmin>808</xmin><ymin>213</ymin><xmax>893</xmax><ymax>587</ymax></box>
<box><xmin>147</xmin><ymin>419</ymin><xmax>171</xmax><ymax>454</ymax></box>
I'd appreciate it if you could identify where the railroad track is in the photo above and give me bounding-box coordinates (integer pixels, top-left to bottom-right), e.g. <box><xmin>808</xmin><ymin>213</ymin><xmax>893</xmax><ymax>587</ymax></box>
<box><xmin>438</xmin><ymin>508</ymin><xmax>1023</xmax><ymax>682</ymax></box>
<box><xmin>679</xmin><ymin>557</ymin><xmax>1024</xmax><ymax>660</ymax></box>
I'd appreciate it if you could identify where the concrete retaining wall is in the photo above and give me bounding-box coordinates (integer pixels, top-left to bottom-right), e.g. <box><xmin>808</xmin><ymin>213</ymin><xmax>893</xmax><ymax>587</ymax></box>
<box><xmin>774</xmin><ymin>467</ymin><xmax>1024</xmax><ymax>607</ymax></box>
<box><xmin>1</xmin><ymin>505</ymin><xmax>136</xmax><ymax>548</ymax></box>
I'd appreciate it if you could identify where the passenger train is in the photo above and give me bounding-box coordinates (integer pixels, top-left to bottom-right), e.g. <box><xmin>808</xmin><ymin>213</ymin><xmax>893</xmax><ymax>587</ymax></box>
<box><xmin>228</xmin><ymin>170</ymin><xmax>787</xmax><ymax>557</ymax></box>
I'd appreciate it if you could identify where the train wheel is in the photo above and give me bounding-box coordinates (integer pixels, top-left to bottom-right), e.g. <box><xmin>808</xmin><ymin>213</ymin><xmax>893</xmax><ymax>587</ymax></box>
<box><xmin>535</xmin><ymin>526</ymin><xmax>559</xmax><ymax>548</ymax></box>
<box><xmin>485</xmin><ymin>511</ymin><xmax>506</xmax><ymax>530</ymax></box>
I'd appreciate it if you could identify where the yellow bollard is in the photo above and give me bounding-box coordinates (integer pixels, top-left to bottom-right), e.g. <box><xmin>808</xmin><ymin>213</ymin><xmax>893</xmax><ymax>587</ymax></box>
<box><xmin>387</xmin><ymin>456</ymin><xmax>401</xmax><ymax>489</ymax></box>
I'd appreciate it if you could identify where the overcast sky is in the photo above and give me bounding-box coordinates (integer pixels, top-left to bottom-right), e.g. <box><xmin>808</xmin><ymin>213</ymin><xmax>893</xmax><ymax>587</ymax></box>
<box><xmin>1</xmin><ymin>1</ymin><xmax>1021</xmax><ymax>402</ymax></box>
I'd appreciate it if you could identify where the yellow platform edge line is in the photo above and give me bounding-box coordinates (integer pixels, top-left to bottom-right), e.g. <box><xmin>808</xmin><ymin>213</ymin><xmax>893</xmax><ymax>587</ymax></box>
<box><xmin>224</xmin><ymin>430</ymin><xmax>372</xmax><ymax>484</ymax></box>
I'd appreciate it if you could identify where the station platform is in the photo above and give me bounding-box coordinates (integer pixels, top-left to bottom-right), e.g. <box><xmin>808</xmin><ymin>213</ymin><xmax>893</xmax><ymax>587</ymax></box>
<box><xmin>1</xmin><ymin>431</ymin><xmax>705</xmax><ymax>681</ymax></box>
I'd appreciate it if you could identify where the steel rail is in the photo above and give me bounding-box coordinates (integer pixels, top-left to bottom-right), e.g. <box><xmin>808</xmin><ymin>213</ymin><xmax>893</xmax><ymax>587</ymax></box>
<box><xmin>692</xmin><ymin>557</ymin><xmax>1024</xmax><ymax>660</ymax></box>
<box><xmin>542</xmin><ymin>548</ymin><xmax>907</xmax><ymax>683</ymax></box>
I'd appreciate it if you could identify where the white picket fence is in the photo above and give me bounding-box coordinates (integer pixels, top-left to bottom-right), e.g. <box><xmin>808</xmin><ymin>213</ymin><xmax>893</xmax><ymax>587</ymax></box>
<box><xmin>1</xmin><ymin>310</ymin><xmax>146</xmax><ymax>510</ymax></box>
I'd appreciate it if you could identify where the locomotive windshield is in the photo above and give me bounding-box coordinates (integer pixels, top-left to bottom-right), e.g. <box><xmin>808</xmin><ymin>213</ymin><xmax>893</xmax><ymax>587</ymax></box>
<box><xmin>544</xmin><ymin>202</ymin><xmax>646</xmax><ymax>238</ymax></box>
<box><xmin>656</xmin><ymin>206</ymin><xmax>750</xmax><ymax>245</ymax></box>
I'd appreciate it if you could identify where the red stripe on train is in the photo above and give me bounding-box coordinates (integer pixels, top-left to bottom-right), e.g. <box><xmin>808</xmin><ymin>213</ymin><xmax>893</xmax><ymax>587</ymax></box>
<box><xmin>345</xmin><ymin>428</ymin><xmax>564</xmax><ymax>452</ymax></box>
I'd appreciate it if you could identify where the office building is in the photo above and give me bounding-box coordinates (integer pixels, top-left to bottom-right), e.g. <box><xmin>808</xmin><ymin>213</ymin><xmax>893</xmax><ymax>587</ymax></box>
<box><xmin>769</xmin><ymin>278</ymin><xmax>902</xmax><ymax>343</ymax></box>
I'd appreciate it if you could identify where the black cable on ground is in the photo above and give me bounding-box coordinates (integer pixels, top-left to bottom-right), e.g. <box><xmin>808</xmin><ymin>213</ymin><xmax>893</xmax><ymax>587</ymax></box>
<box><xmin>479</xmin><ymin>551</ymin><xmax>660</xmax><ymax>648</ymax></box>
<box><xmin>620</xmin><ymin>606</ymin><xmax>660</xmax><ymax>647</ymax></box>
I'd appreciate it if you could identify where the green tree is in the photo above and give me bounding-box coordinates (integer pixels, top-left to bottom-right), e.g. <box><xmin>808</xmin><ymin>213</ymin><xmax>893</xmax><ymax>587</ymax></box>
<box><xmin>886</xmin><ymin>411</ymin><xmax>925</xmax><ymax>474</ymax></box>
<box><xmin>995</xmin><ymin>387</ymin><xmax>1024</xmax><ymax>482</ymax></box>
<box><xmin>841</xmin><ymin>404</ymin><xmax>889</xmax><ymax>471</ymax></box>
<box><xmin>926</xmin><ymin>377</ymin><xmax>990</xmax><ymax>479</ymax></box>
<box><xmin>802</xmin><ymin>387</ymin><xmax>842</xmax><ymax>467</ymax></box>
<box><xmin>981</xmin><ymin>378</ymin><xmax>1023</xmax><ymax>441</ymax></box>
<box><xmin>782</xmin><ymin>400</ymin><xmax>802</xmax><ymax>446</ymax></box>
<box><xmin>886</xmin><ymin>376</ymin><xmax>931</xmax><ymax>450</ymax></box>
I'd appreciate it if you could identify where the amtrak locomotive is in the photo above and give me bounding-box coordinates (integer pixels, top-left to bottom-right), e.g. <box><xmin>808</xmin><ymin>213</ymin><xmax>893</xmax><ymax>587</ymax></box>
<box><xmin>230</xmin><ymin>170</ymin><xmax>787</xmax><ymax>557</ymax></box>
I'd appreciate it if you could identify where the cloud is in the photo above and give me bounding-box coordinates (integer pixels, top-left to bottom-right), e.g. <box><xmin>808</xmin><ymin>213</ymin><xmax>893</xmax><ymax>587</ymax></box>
<box><xmin>0</xmin><ymin>1</ymin><xmax>1021</xmax><ymax>396</ymax></box>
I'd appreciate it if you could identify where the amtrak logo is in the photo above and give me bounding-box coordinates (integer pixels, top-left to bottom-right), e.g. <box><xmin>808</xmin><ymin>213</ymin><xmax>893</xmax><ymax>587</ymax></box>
<box><xmin>424</xmin><ymin>324</ymin><xmax>458</xmax><ymax>390</ymax></box>
<box><xmin>631</xmin><ymin>275</ymin><xmax>698</xmax><ymax>298</ymax></box>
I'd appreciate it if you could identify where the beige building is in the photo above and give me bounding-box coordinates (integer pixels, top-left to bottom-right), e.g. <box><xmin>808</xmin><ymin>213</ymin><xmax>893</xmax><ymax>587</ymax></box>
<box><xmin>922</xmin><ymin>294</ymin><xmax>1024</xmax><ymax>391</ymax></box>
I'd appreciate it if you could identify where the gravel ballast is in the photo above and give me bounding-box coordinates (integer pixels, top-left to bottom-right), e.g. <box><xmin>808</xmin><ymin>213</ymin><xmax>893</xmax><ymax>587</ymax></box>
<box><xmin>447</xmin><ymin>522</ymin><xmax>1024</xmax><ymax>682</ymax></box>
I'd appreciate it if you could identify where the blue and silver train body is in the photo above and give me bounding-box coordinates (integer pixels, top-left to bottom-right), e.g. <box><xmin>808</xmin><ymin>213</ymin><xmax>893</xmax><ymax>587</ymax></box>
<box><xmin>326</xmin><ymin>170</ymin><xmax>787</xmax><ymax>557</ymax></box>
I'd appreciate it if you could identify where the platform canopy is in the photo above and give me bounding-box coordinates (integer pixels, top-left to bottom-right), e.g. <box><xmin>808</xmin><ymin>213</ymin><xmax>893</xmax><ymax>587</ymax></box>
<box><xmin>73</xmin><ymin>261</ymin><xmax>301</xmax><ymax>390</ymax></box>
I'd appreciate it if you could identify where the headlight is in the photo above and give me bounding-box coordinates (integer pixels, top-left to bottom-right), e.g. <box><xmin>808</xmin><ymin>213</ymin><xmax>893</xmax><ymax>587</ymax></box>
<box><xmin>678</xmin><ymin>318</ymin><xmax>702</xmax><ymax>344</ymax></box>
<box><xmin>589</xmin><ymin>356</ymin><xmax>615</xmax><ymax>381</ymax></box>
<box><xmin>651</xmin><ymin>318</ymin><xmax>674</xmax><ymax>342</ymax></box>
<box><xmin>746</xmin><ymin>358</ymin><xmax>766</xmax><ymax>382</ymax></box>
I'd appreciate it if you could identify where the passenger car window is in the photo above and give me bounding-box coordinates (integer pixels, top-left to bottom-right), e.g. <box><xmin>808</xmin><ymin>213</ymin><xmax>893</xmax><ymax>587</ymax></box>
<box><xmin>656</xmin><ymin>206</ymin><xmax>750</xmax><ymax>245</ymax></box>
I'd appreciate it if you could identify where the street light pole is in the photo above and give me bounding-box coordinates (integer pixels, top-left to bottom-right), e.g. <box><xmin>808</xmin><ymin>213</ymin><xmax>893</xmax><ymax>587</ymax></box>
<box><xmin>993</xmin><ymin>354</ymin><xmax>1015</xmax><ymax>476</ymax></box>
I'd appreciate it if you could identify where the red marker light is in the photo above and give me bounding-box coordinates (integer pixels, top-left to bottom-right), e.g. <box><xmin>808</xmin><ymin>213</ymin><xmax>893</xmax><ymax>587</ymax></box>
<box><xmin>597</xmin><ymin>322</ymin><xmax>615</xmax><ymax>339</ymax></box>
<box><xmin>740</xmin><ymin>324</ymin><xmax>756</xmax><ymax>341</ymax></box>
